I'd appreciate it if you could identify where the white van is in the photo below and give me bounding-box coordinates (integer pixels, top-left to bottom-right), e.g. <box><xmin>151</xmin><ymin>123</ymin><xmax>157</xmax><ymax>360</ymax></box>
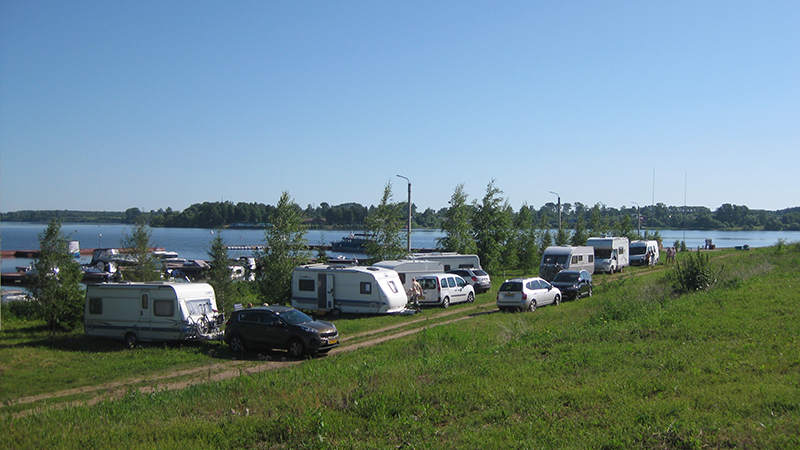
<box><xmin>415</xmin><ymin>274</ymin><xmax>475</xmax><ymax>308</ymax></box>
<box><xmin>408</xmin><ymin>253</ymin><xmax>481</xmax><ymax>271</ymax></box>
<box><xmin>586</xmin><ymin>237</ymin><xmax>630</xmax><ymax>273</ymax></box>
<box><xmin>372</xmin><ymin>259</ymin><xmax>444</xmax><ymax>292</ymax></box>
<box><xmin>630</xmin><ymin>240</ymin><xmax>660</xmax><ymax>266</ymax></box>
<box><xmin>291</xmin><ymin>264</ymin><xmax>407</xmax><ymax>315</ymax></box>
<box><xmin>84</xmin><ymin>282</ymin><xmax>223</xmax><ymax>345</ymax></box>
<box><xmin>538</xmin><ymin>246</ymin><xmax>595</xmax><ymax>281</ymax></box>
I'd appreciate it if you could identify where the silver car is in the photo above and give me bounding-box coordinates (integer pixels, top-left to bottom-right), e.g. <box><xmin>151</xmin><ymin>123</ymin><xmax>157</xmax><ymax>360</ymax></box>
<box><xmin>446</xmin><ymin>268</ymin><xmax>491</xmax><ymax>293</ymax></box>
<box><xmin>496</xmin><ymin>277</ymin><xmax>561</xmax><ymax>312</ymax></box>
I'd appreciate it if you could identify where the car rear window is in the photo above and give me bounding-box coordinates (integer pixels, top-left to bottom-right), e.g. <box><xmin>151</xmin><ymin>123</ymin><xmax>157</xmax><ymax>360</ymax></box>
<box><xmin>553</xmin><ymin>272</ymin><xmax>579</xmax><ymax>282</ymax></box>
<box><xmin>473</xmin><ymin>269</ymin><xmax>488</xmax><ymax>276</ymax></box>
<box><xmin>499</xmin><ymin>282</ymin><xmax>522</xmax><ymax>292</ymax></box>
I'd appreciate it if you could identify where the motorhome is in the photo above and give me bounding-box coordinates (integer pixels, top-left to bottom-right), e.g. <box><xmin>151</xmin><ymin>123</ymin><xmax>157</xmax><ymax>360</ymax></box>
<box><xmin>84</xmin><ymin>282</ymin><xmax>223</xmax><ymax>345</ymax></box>
<box><xmin>586</xmin><ymin>237</ymin><xmax>630</xmax><ymax>273</ymax></box>
<box><xmin>372</xmin><ymin>259</ymin><xmax>445</xmax><ymax>292</ymax></box>
<box><xmin>291</xmin><ymin>264</ymin><xmax>408</xmax><ymax>314</ymax></box>
<box><xmin>630</xmin><ymin>240</ymin><xmax>660</xmax><ymax>266</ymax></box>
<box><xmin>538</xmin><ymin>246</ymin><xmax>595</xmax><ymax>281</ymax></box>
<box><xmin>408</xmin><ymin>253</ymin><xmax>481</xmax><ymax>271</ymax></box>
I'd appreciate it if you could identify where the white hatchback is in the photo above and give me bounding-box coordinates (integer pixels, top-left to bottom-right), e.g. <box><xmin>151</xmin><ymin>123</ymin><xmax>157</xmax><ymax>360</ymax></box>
<box><xmin>496</xmin><ymin>277</ymin><xmax>561</xmax><ymax>312</ymax></box>
<box><xmin>415</xmin><ymin>274</ymin><xmax>475</xmax><ymax>308</ymax></box>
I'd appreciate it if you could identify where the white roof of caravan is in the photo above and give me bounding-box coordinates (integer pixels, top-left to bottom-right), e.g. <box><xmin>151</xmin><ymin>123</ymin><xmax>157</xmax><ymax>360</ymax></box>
<box><xmin>373</xmin><ymin>259</ymin><xmax>444</xmax><ymax>269</ymax></box>
<box><xmin>294</xmin><ymin>264</ymin><xmax>399</xmax><ymax>277</ymax></box>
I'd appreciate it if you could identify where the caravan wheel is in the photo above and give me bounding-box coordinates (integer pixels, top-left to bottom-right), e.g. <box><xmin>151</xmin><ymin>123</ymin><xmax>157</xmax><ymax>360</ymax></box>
<box><xmin>124</xmin><ymin>332</ymin><xmax>138</xmax><ymax>348</ymax></box>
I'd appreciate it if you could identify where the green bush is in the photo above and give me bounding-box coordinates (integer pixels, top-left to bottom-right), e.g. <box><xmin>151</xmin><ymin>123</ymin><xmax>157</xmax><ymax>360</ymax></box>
<box><xmin>671</xmin><ymin>250</ymin><xmax>714</xmax><ymax>293</ymax></box>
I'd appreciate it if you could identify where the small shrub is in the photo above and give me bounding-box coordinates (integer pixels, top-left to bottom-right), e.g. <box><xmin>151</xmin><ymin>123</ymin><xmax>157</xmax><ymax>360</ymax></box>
<box><xmin>671</xmin><ymin>251</ymin><xmax>715</xmax><ymax>293</ymax></box>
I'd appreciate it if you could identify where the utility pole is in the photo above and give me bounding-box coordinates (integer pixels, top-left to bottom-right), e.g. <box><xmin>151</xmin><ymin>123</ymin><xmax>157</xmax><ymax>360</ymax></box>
<box><xmin>549</xmin><ymin>191</ymin><xmax>561</xmax><ymax>230</ymax></box>
<box><xmin>396</xmin><ymin>174</ymin><xmax>412</xmax><ymax>253</ymax></box>
<box><xmin>632</xmin><ymin>201</ymin><xmax>641</xmax><ymax>238</ymax></box>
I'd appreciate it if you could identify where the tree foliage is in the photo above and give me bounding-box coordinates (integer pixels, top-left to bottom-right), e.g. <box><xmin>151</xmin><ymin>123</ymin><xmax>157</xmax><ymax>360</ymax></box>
<box><xmin>206</xmin><ymin>230</ymin><xmax>233</xmax><ymax>314</ymax></box>
<box><xmin>364</xmin><ymin>182</ymin><xmax>407</xmax><ymax>264</ymax></box>
<box><xmin>120</xmin><ymin>217</ymin><xmax>162</xmax><ymax>282</ymax></box>
<box><xmin>515</xmin><ymin>203</ymin><xmax>539</xmax><ymax>275</ymax></box>
<box><xmin>256</xmin><ymin>192</ymin><xmax>311</xmax><ymax>305</ymax></box>
<box><xmin>436</xmin><ymin>183</ymin><xmax>477</xmax><ymax>255</ymax></box>
<box><xmin>28</xmin><ymin>218</ymin><xmax>85</xmax><ymax>339</ymax></box>
<box><xmin>472</xmin><ymin>180</ymin><xmax>513</xmax><ymax>274</ymax></box>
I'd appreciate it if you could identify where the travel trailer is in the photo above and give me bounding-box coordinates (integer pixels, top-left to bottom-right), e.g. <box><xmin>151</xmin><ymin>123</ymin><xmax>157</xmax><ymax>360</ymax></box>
<box><xmin>586</xmin><ymin>237</ymin><xmax>630</xmax><ymax>273</ymax></box>
<box><xmin>291</xmin><ymin>264</ymin><xmax>408</xmax><ymax>315</ymax></box>
<box><xmin>538</xmin><ymin>246</ymin><xmax>595</xmax><ymax>281</ymax></box>
<box><xmin>372</xmin><ymin>259</ymin><xmax>445</xmax><ymax>292</ymax></box>
<box><xmin>630</xmin><ymin>240</ymin><xmax>660</xmax><ymax>266</ymax></box>
<box><xmin>84</xmin><ymin>282</ymin><xmax>223</xmax><ymax>345</ymax></box>
<box><xmin>408</xmin><ymin>253</ymin><xmax>481</xmax><ymax>271</ymax></box>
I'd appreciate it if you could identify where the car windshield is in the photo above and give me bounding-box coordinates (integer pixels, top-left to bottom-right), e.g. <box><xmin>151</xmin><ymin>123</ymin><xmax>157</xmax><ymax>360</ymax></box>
<box><xmin>630</xmin><ymin>246</ymin><xmax>647</xmax><ymax>255</ymax></box>
<box><xmin>499</xmin><ymin>282</ymin><xmax>523</xmax><ymax>292</ymax></box>
<box><xmin>553</xmin><ymin>272</ymin><xmax>579</xmax><ymax>282</ymax></box>
<box><xmin>277</xmin><ymin>309</ymin><xmax>313</xmax><ymax>325</ymax></box>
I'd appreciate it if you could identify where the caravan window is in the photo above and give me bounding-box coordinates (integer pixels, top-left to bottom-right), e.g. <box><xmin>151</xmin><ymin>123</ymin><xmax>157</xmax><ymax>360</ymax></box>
<box><xmin>588</xmin><ymin>255</ymin><xmax>594</xmax><ymax>263</ymax></box>
<box><xmin>360</xmin><ymin>282</ymin><xmax>372</xmax><ymax>295</ymax></box>
<box><xmin>141</xmin><ymin>294</ymin><xmax>149</xmax><ymax>309</ymax></box>
<box><xmin>185</xmin><ymin>299</ymin><xmax>213</xmax><ymax>316</ymax></box>
<box><xmin>298</xmin><ymin>279</ymin><xmax>315</xmax><ymax>292</ymax></box>
<box><xmin>153</xmin><ymin>300</ymin><xmax>174</xmax><ymax>317</ymax></box>
<box><xmin>88</xmin><ymin>297</ymin><xmax>102</xmax><ymax>315</ymax></box>
<box><xmin>387</xmin><ymin>280</ymin><xmax>399</xmax><ymax>293</ymax></box>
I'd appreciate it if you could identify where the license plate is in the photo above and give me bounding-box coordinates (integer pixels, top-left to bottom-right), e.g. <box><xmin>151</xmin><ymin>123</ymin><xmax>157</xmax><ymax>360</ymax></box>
<box><xmin>328</xmin><ymin>339</ymin><xmax>338</xmax><ymax>345</ymax></box>
<box><xmin>504</xmin><ymin>293</ymin><xmax>515</xmax><ymax>298</ymax></box>
<box><xmin>418</xmin><ymin>296</ymin><xmax>426</xmax><ymax>300</ymax></box>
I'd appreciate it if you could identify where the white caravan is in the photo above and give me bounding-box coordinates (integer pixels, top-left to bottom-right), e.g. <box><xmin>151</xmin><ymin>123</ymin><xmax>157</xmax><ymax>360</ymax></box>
<box><xmin>291</xmin><ymin>264</ymin><xmax>408</xmax><ymax>314</ymax></box>
<box><xmin>408</xmin><ymin>252</ymin><xmax>481</xmax><ymax>271</ymax></box>
<box><xmin>372</xmin><ymin>259</ymin><xmax>445</xmax><ymax>292</ymax></box>
<box><xmin>538</xmin><ymin>246</ymin><xmax>595</xmax><ymax>281</ymax></box>
<box><xmin>84</xmin><ymin>282</ymin><xmax>223</xmax><ymax>345</ymax></box>
<box><xmin>586</xmin><ymin>237</ymin><xmax>630</xmax><ymax>273</ymax></box>
<box><xmin>630</xmin><ymin>240</ymin><xmax>660</xmax><ymax>266</ymax></box>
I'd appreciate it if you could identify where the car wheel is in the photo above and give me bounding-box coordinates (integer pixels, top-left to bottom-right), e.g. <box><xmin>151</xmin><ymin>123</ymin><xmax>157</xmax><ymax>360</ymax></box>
<box><xmin>467</xmin><ymin>292</ymin><xmax>474</xmax><ymax>303</ymax></box>
<box><xmin>287</xmin><ymin>339</ymin><xmax>306</xmax><ymax>357</ymax></box>
<box><xmin>229</xmin><ymin>335</ymin><xmax>246</xmax><ymax>352</ymax></box>
<box><xmin>554</xmin><ymin>294</ymin><xmax>561</xmax><ymax>306</ymax></box>
<box><xmin>124</xmin><ymin>332</ymin><xmax>137</xmax><ymax>348</ymax></box>
<box><xmin>528</xmin><ymin>300</ymin><xmax>537</xmax><ymax>312</ymax></box>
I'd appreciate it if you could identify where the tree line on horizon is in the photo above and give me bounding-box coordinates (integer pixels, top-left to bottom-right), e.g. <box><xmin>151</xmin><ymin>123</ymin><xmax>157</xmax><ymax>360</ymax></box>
<box><xmin>3</xmin><ymin>198</ymin><xmax>800</xmax><ymax>232</ymax></box>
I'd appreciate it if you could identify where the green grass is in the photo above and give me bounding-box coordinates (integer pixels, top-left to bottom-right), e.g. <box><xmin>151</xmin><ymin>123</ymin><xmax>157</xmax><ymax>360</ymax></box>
<box><xmin>2</xmin><ymin>245</ymin><xmax>799</xmax><ymax>448</ymax></box>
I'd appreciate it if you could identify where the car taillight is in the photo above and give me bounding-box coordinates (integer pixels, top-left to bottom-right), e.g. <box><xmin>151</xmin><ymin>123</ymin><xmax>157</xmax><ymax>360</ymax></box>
<box><xmin>471</xmin><ymin>276</ymin><xmax>477</xmax><ymax>282</ymax></box>
<box><xmin>521</xmin><ymin>293</ymin><xmax>527</xmax><ymax>300</ymax></box>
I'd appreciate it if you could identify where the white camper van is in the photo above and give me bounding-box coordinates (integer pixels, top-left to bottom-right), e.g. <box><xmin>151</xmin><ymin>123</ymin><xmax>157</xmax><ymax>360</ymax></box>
<box><xmin>372</xmin><ymin>259</ymin><xmax>445</xmax><ymax>292</ymax></box>
<box><xmin>586</xmin><ymin>237</ymin><xmax>630</xmax><ymax>273</ymax></box>
<box><xmin>538</xmin><ymin>246</ymin><xmax>595</xmax><ymax>281</ymax></box>
<box><xmin>84</xmin><ymin>282</ymin><xmax>223</xmax><ymax>345</ymax></box>
<box><xmin>291</xmin><ymin>264</ymin><xmax>408</xmax><ymax>315</ymax></box>
<box><xmin>408</xmin><ymin>253</ymin><xmax>481</xmax><ymax>271</ymax></box>
<box><xmin>630</xmin><ymin>240</ymin><xmax>660</xmax><ymax>266</ymax></box>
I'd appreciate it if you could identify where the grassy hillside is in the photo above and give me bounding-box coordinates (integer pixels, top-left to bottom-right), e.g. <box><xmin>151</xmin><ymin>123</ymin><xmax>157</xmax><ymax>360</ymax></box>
<box><xmin>2</xmin><ymin>246</ymin><xmax>799</xmax><ymax>449</ymax></box>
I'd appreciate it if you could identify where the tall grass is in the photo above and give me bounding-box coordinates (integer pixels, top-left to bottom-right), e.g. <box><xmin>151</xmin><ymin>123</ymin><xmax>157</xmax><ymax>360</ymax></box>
<box><xmin>2</xmin><ymin>246</ymin><xmax>799</xmax><ymax>448</ymax></box>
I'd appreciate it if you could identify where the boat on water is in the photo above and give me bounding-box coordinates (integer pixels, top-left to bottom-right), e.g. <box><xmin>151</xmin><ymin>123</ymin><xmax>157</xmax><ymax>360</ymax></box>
<box><xmin>331</xmin><ymin>233</ymin><xmax>371</xmax><ymax>252</ymax></box>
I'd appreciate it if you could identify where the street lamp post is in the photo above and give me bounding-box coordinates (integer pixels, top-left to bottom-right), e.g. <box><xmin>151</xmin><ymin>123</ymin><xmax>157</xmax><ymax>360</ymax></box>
<box><xmin>396</xmin><ymin>174</ymin><xmax>412</xmax><ymax>253</ymax></box>
<box><xmin>631</xmin><ymin>201</ymin><xmax>641</xmax><ymax>238</ymax></box>
<box><xmin>549</xmin><ymin>191</ymin><xmax>561</xmax><ymax>230</ymax></box>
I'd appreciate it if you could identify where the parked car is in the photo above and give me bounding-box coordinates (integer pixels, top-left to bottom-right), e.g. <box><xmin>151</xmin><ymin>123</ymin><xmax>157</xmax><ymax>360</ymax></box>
<box><xmin>496</xmin><ymin>277</ymin><xmax>561</xmax><ymax>312</ymax></box>
<box><xmin>550</xmin><ymin>270</ymin><xmax>593</xmax><ymax>300</ymax></box>
<box><xmin>224</xmin><ymin>305</ymin><xmax>339</xmax><ymax>357</ymax></box>
<box><xmin>415</xmin><ymin>274</ymin><xmax>475</xmax><ymax>308</ymax></box>
<box><xmin>446</xmin><ymin>268</ymin><xmax>492</xmax><ymax>293</ymax></box>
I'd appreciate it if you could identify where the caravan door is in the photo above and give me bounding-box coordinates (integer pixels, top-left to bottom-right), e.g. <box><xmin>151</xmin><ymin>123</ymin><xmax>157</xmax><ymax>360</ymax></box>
<box><xmin>138</xmin><ymin>291</ymin><xmax>153</xmax><ymax>341</ymax></box>
<box><xmin>317</xmin><ymin>273</ymin><xmax>335</xmax><ymax>310</ymax></box>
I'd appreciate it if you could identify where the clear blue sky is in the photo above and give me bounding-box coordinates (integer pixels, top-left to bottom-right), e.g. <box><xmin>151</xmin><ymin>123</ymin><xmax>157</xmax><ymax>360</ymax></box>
<box><xmin>1</xmin><ymin>1</ymin><xmax>798</xmax><ymax>214</ymax></box>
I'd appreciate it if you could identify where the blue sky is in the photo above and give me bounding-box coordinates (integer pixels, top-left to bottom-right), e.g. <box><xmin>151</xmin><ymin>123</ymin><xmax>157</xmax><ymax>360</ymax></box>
<box><xmin>1</xmin><ymin>1</ymin><xmax>798</xmax><ymax>214</ymax></box>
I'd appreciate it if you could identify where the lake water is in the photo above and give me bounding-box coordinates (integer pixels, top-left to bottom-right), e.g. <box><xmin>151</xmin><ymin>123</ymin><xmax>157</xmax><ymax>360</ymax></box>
<box><xmin>2</xmin><ymin>222</ymin><xmax>799</xmax><ymax>273</ymax></box>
